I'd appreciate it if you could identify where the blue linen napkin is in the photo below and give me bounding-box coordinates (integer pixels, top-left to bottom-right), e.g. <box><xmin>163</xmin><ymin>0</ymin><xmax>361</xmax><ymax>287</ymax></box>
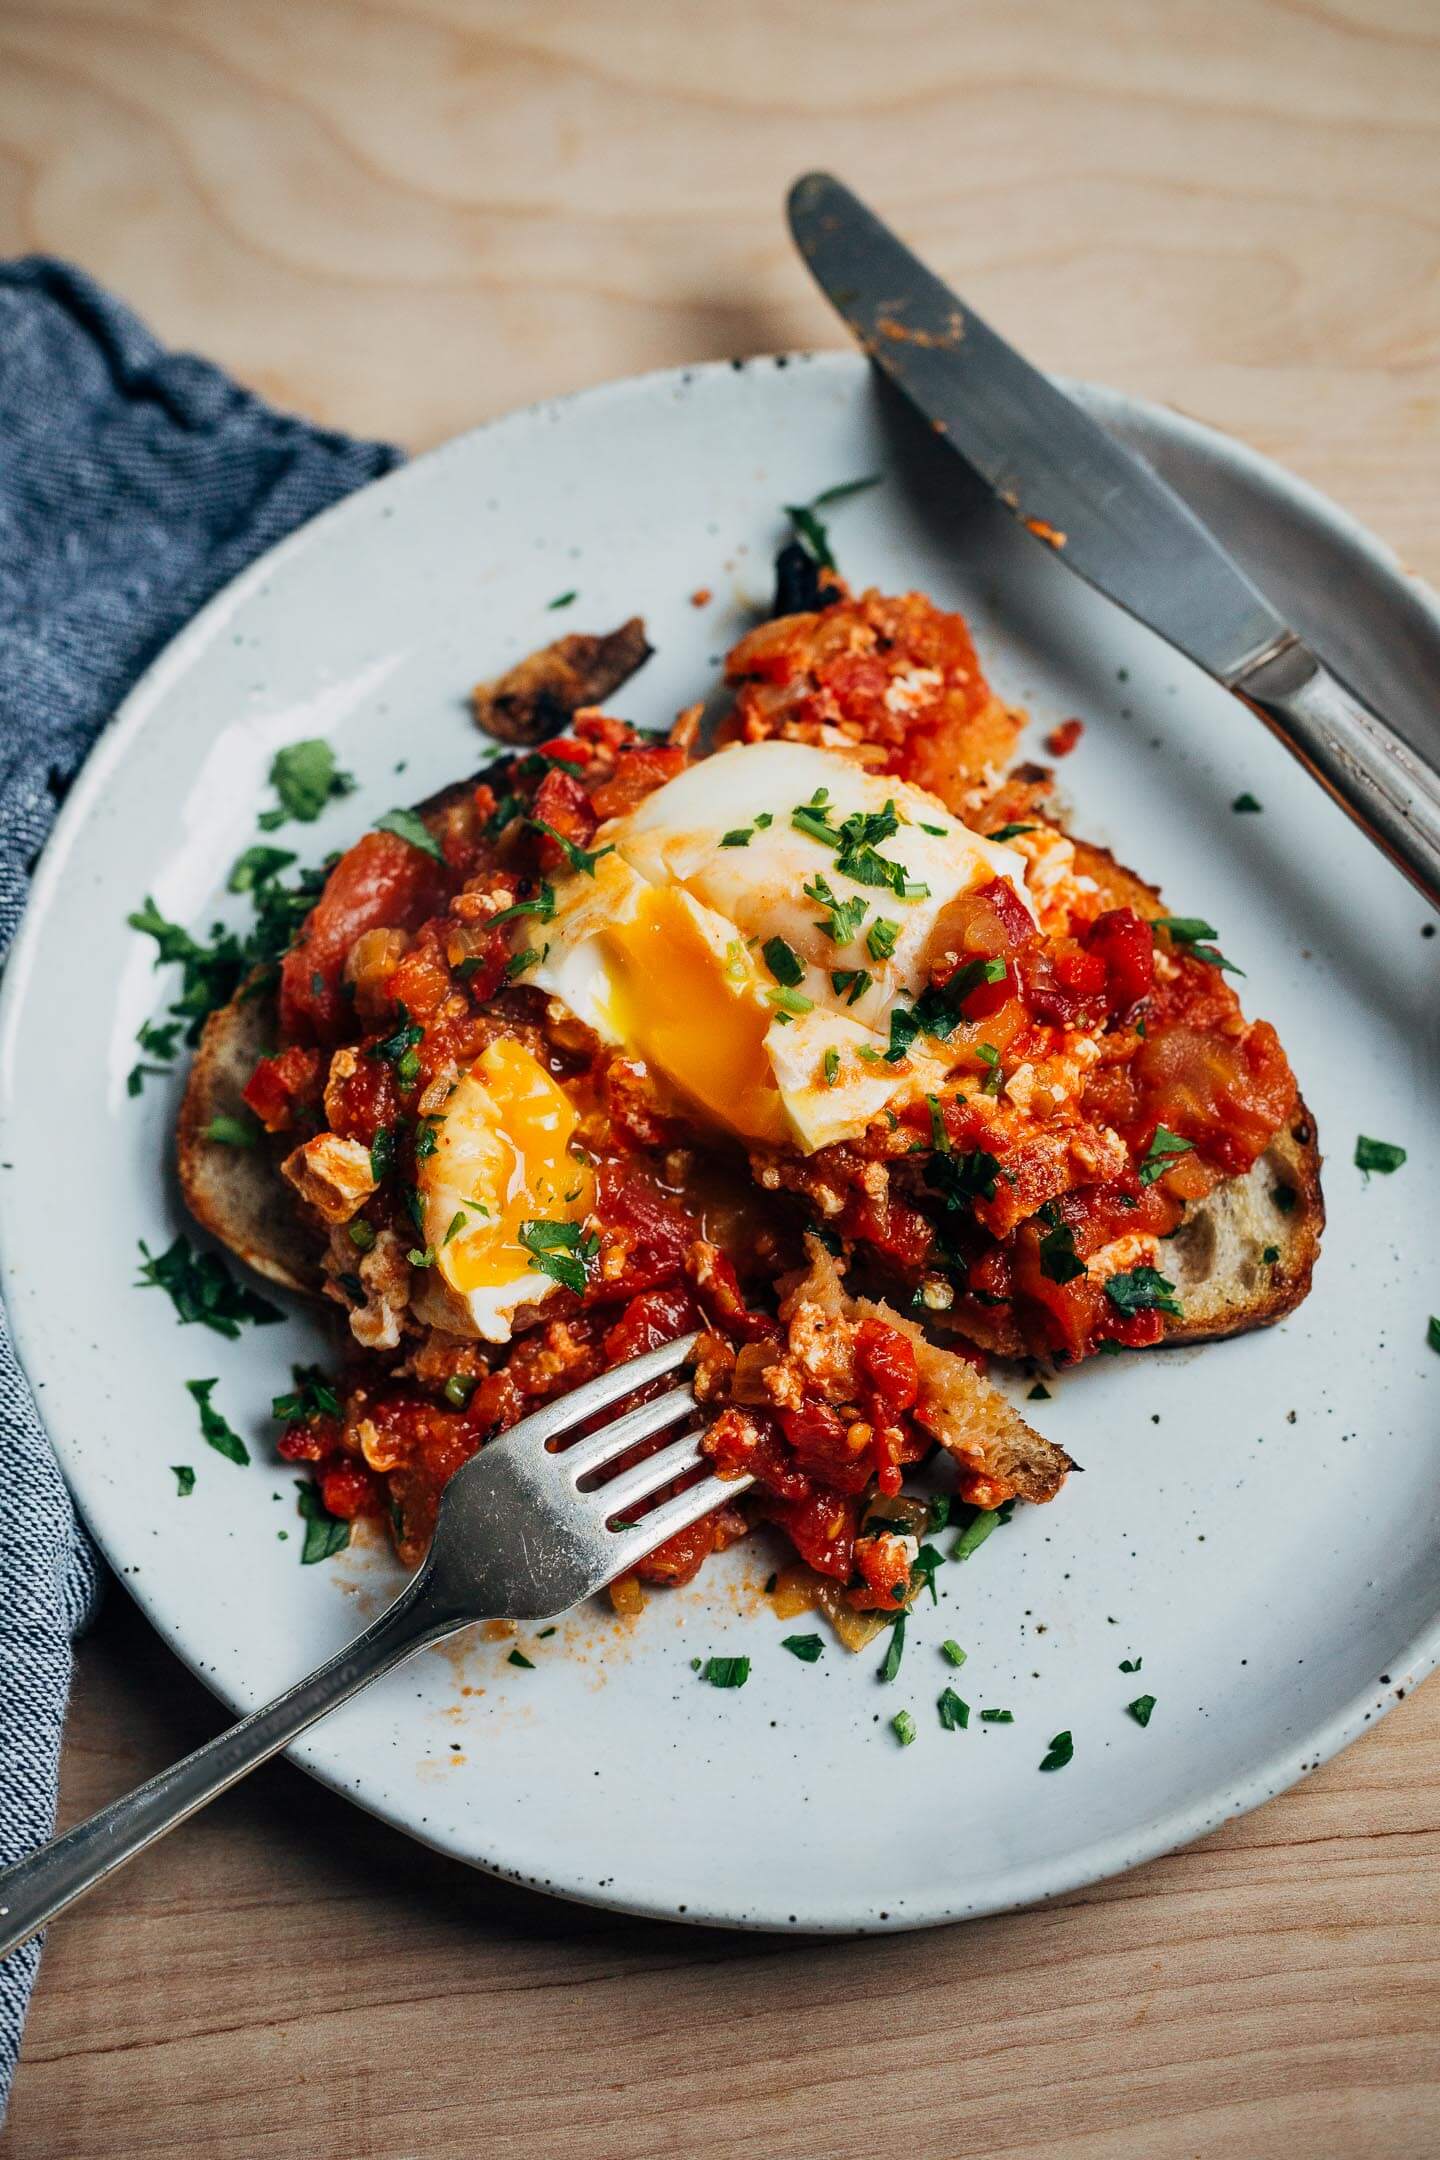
<box><xmin>0</xmin><ymin>258</ymin><xmax>401</xmax><ymax>2114</ymax></box>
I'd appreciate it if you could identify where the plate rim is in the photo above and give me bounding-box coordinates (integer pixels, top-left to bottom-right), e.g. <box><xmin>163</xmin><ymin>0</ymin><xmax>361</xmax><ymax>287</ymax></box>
<box><xmin>3</xmin><ymin>349</ymin><xmax>1437</xmax><ymax>1934</ymax></box>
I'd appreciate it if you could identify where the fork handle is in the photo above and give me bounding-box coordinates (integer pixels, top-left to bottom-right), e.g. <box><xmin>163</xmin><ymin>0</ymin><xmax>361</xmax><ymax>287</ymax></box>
<box><xmin>0</xmin><ymin>1567</ymin><xmax>461</xmax><ymax>1962</ymax></box>
<box><xmin>1234</xmin><ymin>636</ymin><xmax>1440</xmax><ymax>910</ymax></box>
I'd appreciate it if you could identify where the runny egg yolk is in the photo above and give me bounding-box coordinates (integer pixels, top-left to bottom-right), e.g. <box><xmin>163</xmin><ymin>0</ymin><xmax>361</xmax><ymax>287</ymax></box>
<box><xmin>600</xmin><ymin>886</ymin><xmax>787</xmax><ymax>1147</ymax></box>
<box><xmin>423</xmin><ymin>1036</ymin><xmax>595</xmax><ymax>1300</ymax></box>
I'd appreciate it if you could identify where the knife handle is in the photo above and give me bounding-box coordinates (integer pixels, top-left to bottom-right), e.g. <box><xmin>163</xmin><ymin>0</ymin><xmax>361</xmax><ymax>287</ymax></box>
<box><xmin>1235</xmin><ymin>638</ymin><xmax>1440</xmax><ymax>912</ymax></box>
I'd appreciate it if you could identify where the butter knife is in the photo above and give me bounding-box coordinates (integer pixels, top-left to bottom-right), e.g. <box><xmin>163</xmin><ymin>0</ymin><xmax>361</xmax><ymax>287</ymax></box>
<box><xmin>788</xmin><ymin>171</ymin><xmax>1440</xmax><ymax>909</ymax></box>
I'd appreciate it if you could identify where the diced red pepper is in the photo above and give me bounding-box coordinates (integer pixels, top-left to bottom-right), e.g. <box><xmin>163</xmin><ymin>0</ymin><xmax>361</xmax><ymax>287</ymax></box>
<box><xmin>280</xmin><ymin>830</ymin><xmax>448</xmax><ymax>1044</ymax></box>
<box><xmin>1084</xmin><ymin>907</ymin><xmax>1155</xmax><ymax>1014</ymax></box>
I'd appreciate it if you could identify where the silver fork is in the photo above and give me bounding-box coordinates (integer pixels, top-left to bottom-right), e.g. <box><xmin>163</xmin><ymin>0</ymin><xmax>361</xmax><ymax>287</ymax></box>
<box><xmin>0</xmin><ymin>1333</ymin><xmax>740</xmax><ymax>1958</ymax></box>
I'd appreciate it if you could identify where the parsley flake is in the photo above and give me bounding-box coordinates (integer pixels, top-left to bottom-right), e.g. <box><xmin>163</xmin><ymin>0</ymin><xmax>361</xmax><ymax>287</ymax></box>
<box><xmin>1104</xmin><ymin>1266</ymin><xmax>1183</xmax><ymax>1319</ymax></box>
<box><xmin>762</xmin><ymin>935</ymin><xmax>805</xmax><ymax>987</ymax></box>
<box><xmin>879</xmin><ymin>1614</ymin><xmax>907</xmax><ymax>1683</ymax></box>
<box><xmin>1126</xmin><ymin>1695</ymin><xmax>1156</xmax><ymax>1728</ymax></box>
<box><xmin>1355</xmin><ymin>1134</ymin><xmax>1407</xmax><ymax>1176</ymax></box>
<box><xmin>295</xmin><ymin>1477</ymin><xmax>350</xmax><ymax>1564</ymax></box>
<box><xmin>1039</xmin><ymin>1729</ymin><xmax>1074</xmax><ymax>1770</ymax></box>
<box><xmin>186</xmin><ymin>1378</ymin><xmax>249</xmax><ymax>1466</ymax></box>
<box><xmin>519</xmin><ymin>1217</ymin><xmax>599</xmax><ymax>1295</ymax></box>
<box><xmin>701</xmin><ymin>1655</ymin><xmax>750</xmax><ymax>1689</ymax></box>
<box><xmin>782</xmin><ymin>1634</ymin><xmax>824</xmax><ymax>1662</ymax></box>
<box><xmin>374</xmin><ymin>807</ymin><xmax>445</xmax><ymax>863</ymax></box>
<box><xmin>260</xmin><ymin>740</ymin><xmax>354</xmax><ymax>830</ymax></box>
<box><xmin>1139</xmin><ymin>1125</ymin><xmax>1194</xmax><ymax>1184</ymax></box>
<box><xmin>938</xmin><ymin>1688</ymin><xmax>969</xmax><ymax>1731</ymax></box>
<box><xmin>172</xmin><ymin>1465</ymin><xmax>195</xmax><ymax>1497</ymax></box>
<box><xmin>137</xmin><ymin>1236</ymin><xmax>283</xmax><ymax>1338</ymax></box>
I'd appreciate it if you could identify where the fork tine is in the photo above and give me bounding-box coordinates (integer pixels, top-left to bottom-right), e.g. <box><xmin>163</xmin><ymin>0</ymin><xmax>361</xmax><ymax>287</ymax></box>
<box><xmin>589</xmin><ymin>1432</ymin><xmax>707</xmax><ymax>1521</ymax></box>
<box><xmin>560</xmin><ymin>1385</ymin><xmax>698</xmax><ymax>1482</ymax></box>
<box><xmin>608</xmin><ymin>1469</ymin><xmax>756</xmax><ymax>1574</ymax></box>
<box><xmin>494</xmin><ymin>1333</ymin><xmax>698</xmax><ymax>1457</ymax></box>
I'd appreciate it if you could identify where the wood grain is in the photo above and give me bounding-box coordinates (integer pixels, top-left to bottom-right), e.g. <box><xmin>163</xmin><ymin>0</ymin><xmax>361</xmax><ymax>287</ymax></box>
<box><xmin>2</xmin><ymin>1</ymin><xmax>1438</xmax><ymax>2152</ymax></box>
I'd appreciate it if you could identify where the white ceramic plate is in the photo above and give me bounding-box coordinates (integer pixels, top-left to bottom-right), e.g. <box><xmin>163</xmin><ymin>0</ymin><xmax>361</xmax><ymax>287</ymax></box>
<box><xmin>2</xmin><ymin>356</ymin><xmax>1437</xmax><ymax>1933</ymax></box>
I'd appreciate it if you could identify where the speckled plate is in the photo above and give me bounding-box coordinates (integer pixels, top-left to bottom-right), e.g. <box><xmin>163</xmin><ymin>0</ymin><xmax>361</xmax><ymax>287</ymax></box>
<box><xmin>1</xmin><ymin>355</ymin><xmax>1437</xmax><ymax>1933</ymax></box>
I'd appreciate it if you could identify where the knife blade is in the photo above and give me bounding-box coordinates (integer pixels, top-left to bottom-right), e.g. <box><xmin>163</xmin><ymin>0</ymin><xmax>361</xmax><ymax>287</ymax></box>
<box><xmin>787</xmin><ymin>171</ymin><xmax>1287</xmax><ymax>685</ymax></box>
<box><xmin>786</xmin><ymin>171</ymin><xmax>1440</xmax><ymax>908</ymax></box>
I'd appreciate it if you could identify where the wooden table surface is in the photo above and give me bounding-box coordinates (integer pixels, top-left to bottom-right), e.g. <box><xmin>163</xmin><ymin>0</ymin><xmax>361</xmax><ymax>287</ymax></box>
<box><xmin>2</xmin><ymin>2</ymin><xmax>1438</xmax><ymax>2153</ymax></box>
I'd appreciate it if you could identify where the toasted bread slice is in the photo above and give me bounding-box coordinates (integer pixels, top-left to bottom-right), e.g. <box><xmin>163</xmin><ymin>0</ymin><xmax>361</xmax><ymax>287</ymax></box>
<box><xmin>177</xmin><ymin>984</ymin><xmax>322</xmax><ymax>1296</ymax></box>
<box><xmin>1067</xmin><ymin>834</ymin><xmax>1324</xmax><ymax>1339</ymax></box>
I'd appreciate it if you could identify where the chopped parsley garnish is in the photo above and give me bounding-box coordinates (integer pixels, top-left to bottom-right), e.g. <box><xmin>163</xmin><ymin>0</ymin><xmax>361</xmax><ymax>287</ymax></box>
<box><xmin>127</xmin><ymin>900</ymin><xmax>249</xmax><ymax>1043</ymax></box>
<box><xmin>910</xmin><ymin>1544</ymin><xmax>945</xmax><ymax>1604</ymax></box>
<box><xmin>810</xmin><ymin>473</ymin><xmax>883</xmax><ymax>509</ymax></box>
<box><xmin>975</xmin><ymin>1041</ymin><xmax>1003</xmax><ymax>1095</ymax></box>
<box><xmin>884</xmin><ymin>1006</ymin><xmax>922</xmax><ymax>1064</ymax></box>
<box><xmin>1429</xmin><ymin>1316</ymin><xmax>1440</xmax><ymax>1355</ymax></box>
<box><xmin>782</xmin><ymin>478</ymin><xmax>879</xmax><ymax>573</ymax></box>
<box><xmin>952</xmin><ymin>1497</ymin><xmax>1015</xmax><ymax>1562</ymax></box>
<box><xmin>547</xmin><ymin>590</ymin><xmax>578</xmax><ymax>610</ymax></box>
<box><xmin>444</xmin><ymin>1210</ymin><xmax>468</xmax><ymax>1246</ymax></box>
<box><xmin>979</xmin><ymin>1707</ymin><xmax>1014</xmax><ymax>1724</ymax></box>
<box><xmin>374</xmin><ymin>1008</ymin><xmax>424</xmax><ymax>1070</ymax></box>
<box><xmin>296</xmin><ymin>1477</ymin><xmax>350</xmax><ymax>1564</ymax></box>
<box><xmin>1104</xmin><ymin>1266</ymin><xmax>1183</xmax><ymax>1319</ymax></box>
<box><xmin>228</xmin><ymin>844</ymin><xmax>298</xmax><ymax>892</ymax></box>
<box><xmin>137</xmin><ymin>1235</ymin><xmax>283</xmax><ymax>1337</ymax></box>
<box><xmin>1027</xmin><ymin>1382</ymin><xmax>1051</xmax><ymax>1401</ymax></box>
<box><xmin>879</xmin><ymin>1614</ymin><xmax>907</xmax><ymax>1683</ymax></box>
<box><xmin>186</xmin><ymin>1378</ymin><xmax>249</xmax><ymax>1466</ymax></box>
<box><xmin>172</xmin><ymin>1465</ymin><xmax>195</xmax><ymax>1497</ymax></box>
<box><xmin>126</xmin><ymin>1016</ymin><xmax>185</xmax><ymax>1097</ymax></box>
<box><xmin>1355</xmin><ymin>1134</ymin><xmax>1407</xmax><ymax>1176</ymax></box>
<box><xmin>987</xmin><ymin>823</ymin><xmax>1036</xmax><ymax>843</ymax></box>
<box><xmin>1037</xmin><ymin>1211</ymin><xmax>1086</xmax><ymax>1285</ymax></box>
<box><xmin>1262</xmin><ymin>1244</ymin><xmax>1280</xmax><ymax>1264</ymax></box>
<box><xmin>866</xmin><ymin>916</ymin><xmax>900</xmax><ymax>962</ymax></box>
<box><xmin>273</xmin><ymin>1366</ymin><xmax>343</xmax><ymax>1423</ymax></box>
<box><xmin>1119</xmin><ymin>1656</ymin><xmax>1143</xmax><ymax>1673</ymax></box>
<box><xmin>938</xmin><ymin>1688</ymin><xmax>969</xmax><ymax>1731</ymax></box>
<box><xmin>782</xmin><ymin>1634</ymin><xmax>824</xmax><ymax>1662</ymax></box>
<box><xmin>1152</xmin><ymin>915</ymin><xmax>1243</xmax><ymax>975</ymax></box>
<box><xmin>804</xmin><ymin>874</ymin><xmax>868</xmax><ymax>945</ymax></box>
<box><xmin>755</xmin><ymin>812</ymin><xmax>774</xmax><ymax>829</ymax></box>
<box><xmin>830</xmin><ymin>967</ymin><xmax>872</xmax><ymax>1006</ymax></box>
<box><xmin>784</xmin><ymin>503</ymin><xmax>837</xmax><ymax>572</ymax></box>
<box><xmin>444</xmin><ymin>1373</ymin><xmax>477</xmax><ymax>1410</ymax></box>
<box><xmin>203</xmin><ymin>1115</ymin><xmax>257</xmax><ymax>1149</ymax></box>
<box><xmin>762</xmin><ymin>935</ymin><xmax>805</xmax><ymax>987</ymax></box>
<box><xmin>507</xmin><ymin>1649</ymin><xmax>535</xmax><ymax>1669</ymax></box>
<box><xmin>701</xmin><ymin>1655</ymin><xmax>750</xmax><ymax>1689</ymax></box>
<box><xmin>822</xmin><ymin>1046</ymin><xmax>841</xmax><ymax>1088</ymax></box>
<box><xmin>927</xmin><ymin>1146</ymin><xmax>1003</xmax><ymax>1215</ymax></box>
<box><xmin>720</xmin><ymin>827</ymin><xmax>753</xmax><ymax>848</ymax></box>
<box><xmin>926</xmin><ymin>1094</ymin><xmax>950</xmax><ymax>1153</ymax></box>
<box><xmin>504</xmin><ymin>943</ymin><xmax>546</xmax><ymax>980</ymax></box>
<box><xmin>519</xmin><ymin>1217</ymin><xmax>599</xmax><ymax>1295</ymax></box>
<box><xmin>488</xmin><ymin>882</ymin><xmax>556</xmax><ymax>929</ymax></box>
<box><xmin>526</xmin><ymin>816</ymin><xmax>614</xmax><ymax>878</ymax></box>
<box><xmin>1139</xmin><ymin>1125</ymin><xmax>1194</xmax><ymax>1184</ymax></box>
<box><xmin>891</xmin><ymin>1709</ymin><xmax>917</xmax><ymax>1747</ymax></box>
<box><xmin>927</xmin><ymin>1494</ymin><xmax>951</xmax><ymax>1533</ymax></box>
<box><xmin>369</xmin><ymin>1125</ymin><xmax>396</xmax><ymax>1183</ymax></box>
<box><xmin>919</xmin><ymin>823</ymin><xmax>948</xmax><ymax>838</ymax></box>
<box><xmin>1231</xmin><ymin>792</ymin><xmax>1263</xmax><ymax>813</ymax></box>
<box><xmin>374</xmin><ymin>806</ymin><xmax>445</xmax><ymax>863</ymax></box>
<box><xmin>1126</xmin><ymin>1695</ymin><xmax>1156</xmax><ymax>1728</ymax></box>
<box><xmin>407</xmin><ymin>1245</ymin><xmax>435</xmax><ymax>1268</ymax></box>
<box><xmin>941</xmin><ymin>1639</ymin><xmax>967</xmax><ymax>1668</ymax></box>
<box><xmin>259</xmin><ymin>739</ymin><xmax>355</xmax><ymax>830</ymax></box>
<box><xmin>790</xmin><ymin>794</ymin><xmax>927</xmax><ymax>903</ymax></box>
<box><xmin>1039</xmin><ymin>1729</ymin><xmax>1074</xmax><ymax>1769</ymax></box>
